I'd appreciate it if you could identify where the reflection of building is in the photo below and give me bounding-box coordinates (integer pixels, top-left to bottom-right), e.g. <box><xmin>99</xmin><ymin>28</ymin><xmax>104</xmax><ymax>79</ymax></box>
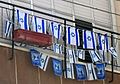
<box><xmin>0</xmin><ymin>0</ymin><xmax>120</xmax><ymax>84</ymax></box>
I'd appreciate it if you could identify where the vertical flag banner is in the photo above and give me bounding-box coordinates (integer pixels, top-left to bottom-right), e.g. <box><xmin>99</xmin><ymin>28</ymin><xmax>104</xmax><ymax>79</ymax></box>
<box><xmin>77</xmin><ymin>49</ymin><xmax>85</xmax><ymax>60</ymax></box>
<box><xmin>86</xmin><ymin>63</ymin><xmax>97</xmax><ymax>80</ymax></box>
<box><xmin>83</xmin><ymin>30</ymin><xmax>96</xmax><ymax>49</ymax></box>
<box><xmin>30</xmin><ymin>49</ymin><xmax>41</xmax><ymax>67</ymax></box>
<box><xmin>17</xmin><ymin>10</ymin><xmax>29</xmax><ymax>30</ymax></box>
<box><xmin>33</xmin><ymin>16</ymin><xmax>46</xmax><ymax>34</ymax></box>
<box><xmin>65</xmin><ymin>62</ymin><xmax>74</xmax><ymax>79</ymax></box>
<box><xmin>75</xmin><ymin>64</ymin><xmax>87</xmax><ymax>80</ymax></box>
<box><xmin>68</xmin><ymin>49</ymin><xmax>76</xmax><ymax>63</ymax></box>
<box><xmin>109</xmin><ymin>47</ymin><xmax>117</xmax><ymax>59</ymax></box>
<box><xmin>38</xmin><ymin>53</ymin><xmax>49</xmax><ymax>71</ymax></box>
<box><xmin>66</xmin><ymin>26</ymin><xmax>80</xmax><ymax>46</ymax></box>
<box><xmin>50</xmin><ymin>22</ymin><xmax>61</xmax><ymax>40</ymax></box>
<box><xmin>89</xmin><ymin>50</ymin><xmax>101</xmax><ymax>63</ymax></box>
<box><xmin>96</xmin><ymin>63</ymin><xmax>105</xmax><ymax>79</ymax></box>
<box><xmin>98</xmin><ymin>33</ymin><xmax>109</xmax><ymax>51</ymax></box>
<box><xmin>52</xmin><ymin>58</ymin><xmax>62</xmax><ymax>76</ymax></box>
<box><xmin>53</xmin><ymin>43</ymin><xmax>62</xmax><ymax>54</ymax></box>
<box><xmin>4</xmin><ymin>20</ymin><xmax>12</xmax><ymax>38</ymax></box>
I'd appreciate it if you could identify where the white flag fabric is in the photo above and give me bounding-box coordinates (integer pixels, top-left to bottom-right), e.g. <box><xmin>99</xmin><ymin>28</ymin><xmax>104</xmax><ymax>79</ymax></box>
<box><xmin>86</xmin><ymin>63</ymin><xmax>97</xmax><ymax>80</ymax></box>
<box><xmin>77</xmin><ymin>49</ymin><xmax>85</xmax><ymax>60</ymax></box>
<box><xmin>50</xmin><ymin>22</ymin><xmax>61</xmax><ymax>40</ymax></box>
<box><xmin>53</xmin><ymin>43</ymin><xmax>62</xmax><ymax>54</ymax></box>
<box><xmin>17</xmin><ymin>10</ymin><xmax>29</xmax><ymax>30</ymax></box>
<box><xmin>65</xmin><ymin>62</ymin><xmax>74</xmax><ymax>79</ymax></box>
<box><xmin>66</xmin><ymin>26</ymin><xmax>80</xmax><ymax>46</ymax></box>
<box><xmin>83</xmin><ymin>30</ymin><xmax>96</xmax><ymax>49</ymax></box>
<box><xmin>38</xmin><ymin>53</ymin><xmax>49</xmax><ymax>71</ymax></box>
<box><xmin>98</xmin><ymin>33</ymin><xmax>109</xmax><ymax>51</ymax></box>
<box><xmin>68</xmin><ymin>49</ymin><xmax>76</xmax><ymax>63</ymax></box>
<box><xmin>4</xmin><ymin>20</ymin><xmax>12</xmax><ymax>38</ymax></box>
<box><xmin>109</xmin><ymin>47</ymin><xmax>117</xmax><ymax>59</ymax></box>
<box><xmin>33</xmin><ymin>16</ymin><xmax>46</xmax><ymax>34</ymax></box>
<box><xmin>89</xmin><ymin>50</ymin><xmax>101</xmax><ymax>63</ymax></box>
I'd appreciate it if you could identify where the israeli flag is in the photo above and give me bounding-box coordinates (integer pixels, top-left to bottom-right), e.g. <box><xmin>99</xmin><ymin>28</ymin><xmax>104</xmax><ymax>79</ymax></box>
<box><xmin>30</xmin><ymin>49</ymin><xmax>41</xmax><ymax>67</ymax></box>
<box><xmin>77</xmin><ymin>49</ymin><xmax>85</xmax><ymax>60</ymax></box>
<box><xmin>66</xmin><ymin>26</ymin><xmax>80</xmax><ymax>46</ymax></box>
<box><xmin>33</xmin><ymin>16</ymin><xmax>46</xmax><ymax>34</ymax></box>
<box><xmin>52</xmin><ymin>58</ymin><xmax>62</xmax><ymax>76</ymax></box>
<box><xmin>96</xmin><ymin>63</ymin><xmax>105</xmax><ymax>79</ymax></box>
<box><xmin>83</xmin><ymin>30</ymin><xmax>96</xmax><ymax>49</ymax></box>
<box><xmin>65</xmin><ymin>62</ymin><xmax>74</xmax><ymax>79</ymax></box>
<box><xmin>17</xmin><ymin>10</ymin><xmax>29</xmax><ymax>30</ymax></box>
<box><xmin>109</xmin><ymin>47</ymin><xmax>117</xmax><ymax>59</ymax></box>
<box><xmin>53</xmin><ymin>43</ymin><xmax>62</xmax><ymax>54</ymax></box>
<box><xmin>68</xmin><ymin>49</ymin><xmax>76</xmax><ymax>63</ymax></box>
<box><xmin>75</xmin><ymin>64</ymin><xmax>87</xmax><ymax>80</ymax></box>
<box><xmin>4</xmin><ymin>20</ymin><xmax>12</xmax><ymax>38</ymax></box>
<box><xmin>86</xmin><ymin>63</ymin><xmax>97</xmax><ymax>80</ymax></box>
<box><xmin>89</xmin><ymin>50</ymin><xmax>101</xmax><ymax>63</ymax></box>
<box><xmin>38</xmin><ymin>53</ymin><xmax>49</xmax><ymax>71</ymax></box>
<box><xmin>98</xmin><ymin>33</ymin><xmax>109</xmax><ymax>51</ymax></box>
<box><xmin>50</xmin><ymin>22</ymin><xmax>61</xmax><ymax>40</ymax></box>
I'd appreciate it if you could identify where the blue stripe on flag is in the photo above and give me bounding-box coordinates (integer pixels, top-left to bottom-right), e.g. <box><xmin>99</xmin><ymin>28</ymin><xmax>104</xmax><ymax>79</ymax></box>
<box><xmin>84</xmin><ymin>30</ymin><xmax>87</xmax><ymax>49</ymax></box>
<box><xmin>98</xmin><ymin>33</ymin><xmax>102</xmax><ymax>50</ymax></box>
<box><xmin>105</xmin><ymin>34</ymin><xmax>109</xmax><ymax>50</ymax></box>
<box><xmin>24</xmin><ymin>13</ymin><xmax>28</xmax><ymax>30</ymax></box>
<box><xmin>68</xmin><ymin>27</ymin><xmax>71</xmax><ymax>44</ymax></box>
<box><xmin>42</xmin><ymin>19</ymin><xmax>45</xmax><ymax>33</ymax></box>
<box><xmin>91</xmin><ymin>31</ymin><xmax>95</xmax><ymax>49</ymax></box>
<box><xmin>42</xmin><ymin>55</ymin><xmax>48</xmax><ymax>70</ymax></box>
<box><xmin>58</xmin><ymin>24</ymin><xmax>60</xmax><ymax>39</ymax></box>
<box><xmin>34</xmin><ymin>16</ymin><xmax>37</xmax><ymax>32</ymax></box>
<box><xmin>17</xmin><ymin>10</ymin><xmax>19</xmax><ymax>22</ymax></box>
<box><xmin>51</xmin><ymin>22</ymin><xmax>54</xmax><ymax>37</ymax></box>
<box><xmin>75</xmin><ymin>28</ymin><xmax>79</xmax><ymax>46</ymax></box>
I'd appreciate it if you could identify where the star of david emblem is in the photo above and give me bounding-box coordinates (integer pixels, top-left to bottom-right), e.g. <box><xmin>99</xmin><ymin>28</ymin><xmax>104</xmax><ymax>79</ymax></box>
<box><xmin>33</xmin><ymin>54</ymin><xmax>39</xmax><ymax>60</ymax></box>
<box><xmin>20</xmin><ymin>18</ymin><xmax>24</xmax><ymax>23</ymax></box>
<box><xmin>40</xmin><ymin>58</ymin><xmax>44</xmax><ymax>63</ymax></box>
<box><xmin>56</xmin><ymin>45</ymin><xmax>59</xmax><ymax>49</ymax></box>
<box><xmin>54</xmin><ymin>25</ymin><xmax>58</xmax><ymax>30</ymax></box>
<box><xmin>102</xmin><ymin>39</ymin><xmax>105</xmax><ymax>44</ymax></box>
<box><xmin>38</xmin><ymin>25</ymin><xmax>41</xmax><ymax>30</ymax></box>
<box><xmin>69</xmin><ymin>54</ymin><xmax>73</xmax><ymax>58</ymax></box>
<box><xmin>55</xmin><ymin>64</ymin><xmax>60</xmax><ymax>70</ymax></box>
<box><xmin>87</xmin><ymin>36</ymin><xmax>91</xmax><ymax>41</ymax></box>
<box><xmin>71</xmin><ymin>32</ymin><xmax>75</xmax><ymax>37</ymax></box>
<box><xmin>67</xmin><ymin>68</ymin><xmax>71</xmax><ymax>71</ymax></box>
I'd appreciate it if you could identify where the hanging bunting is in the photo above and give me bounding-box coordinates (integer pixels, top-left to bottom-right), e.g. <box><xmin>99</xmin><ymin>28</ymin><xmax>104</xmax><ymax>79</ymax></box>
<box><xmin>86</xmin><ymin>63</ymin><xmax>97</xmax><ymax>80</ymax></box>
<box><xmin>96</xmin><ymin>63</ymin><xmax>105</xmax><ymax>80</ymax></box>
<box><xmin>17</xmin><ymin>10</ymin><xmax>29</xmax><ymax>30</ymax></box>
<box><xmin>50</xmin><ymin>21</ymin><xmax>61</xmax><ymax>40</ymax></box>
<box><xmin>75</xmin><ymin>64</ymin><xmax>87</xmax><ymax>80</ymax></box>
<box><xmin>109</xmin><ymin>47</ymin><xmax>117</xmax><ymax>59</ymax></box>
<box><xmin>89</xmin><ymin>50</ymin><xmax>101</xmax><ymax>63</ymax></box>
<box><xmin>52</xmin><ymin>58</ymin><xmax>62</xmax><ymax>76</ymax></box>
<box><xmin>77</xmin><ymin>49</ymin><xmax>85</xmax><ymax>60</ymax></box>
<box><xmin>33</xmin><ymin>16</ymin><xmax>46</xmax><ymax>34</ymax></box>
<box><xmin>66</xmin><ymin>26</ymin><xmax>80</xmax><ymax>46</ymax></box>
<box><xmin>98</xmin><ymin>33</ymin><xmax>109</xmax><ymax>51</ymax></box>
<box><xmin>68</xmin><ymin>49</ymin><xmax>76</xmax><ymax>63</ymax></box>
<box><xmin>53</xmin><ymin>43</ymin><xmax>62</xmax><ymax>54</ymax></box>
<box><xmin>83</xmin><ymin>30</ymin><xmax>96</xmax><ymax>49</ymax></box>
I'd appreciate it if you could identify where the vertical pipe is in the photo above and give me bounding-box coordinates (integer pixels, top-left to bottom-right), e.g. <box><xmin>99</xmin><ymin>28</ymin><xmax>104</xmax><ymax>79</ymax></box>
<box><xmin>9</xmin><ymin>6</ymin><xmax>15</xmax><ymax>60</ymax></box>
<box><xmin>63</xmin><ymin>20</ymin><xmax>67</xmax><ymax>77</ymax></box>
<box><xmin>109</xmin><ymin>34</ymin><xmax>114</xmax><ymax>83</ymax></box>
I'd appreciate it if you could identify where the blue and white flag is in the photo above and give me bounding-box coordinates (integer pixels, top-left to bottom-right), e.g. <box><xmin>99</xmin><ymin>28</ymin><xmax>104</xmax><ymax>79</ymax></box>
<box><xmin>109</xmin><ymin>47</ymin><xmax>117</xmax><ymax>59</ymax></box>
<box><xmin>89</xmin><ymin>50</ymin><xmax>101</xmax><ymax>63</ymax></box>
<box><xmin>86</xmin><ymin>63</ymin><xmax>97</xmax><ymax>80</ymax></box>
<box><xmin>53</xmin><ymin>43</ymin><xmax>62</xmax><ymax>54</ymax></box>
<box><xmin>17</xmin><ymin>10</ymin><xmax>29</xmax><ymax>30</ymax></box>
<box><xmin>4</xmin><ymin>20</ymin><xmax>12</xmax><ymax>38</ymax></box>
<box><xmin>66</xmin><ymin>26</ymin><xmax>80</xmax><ymax>46</ymax></box>
<box><xmin>75</xmin><ymin>64</ymin><xmax>87</xmax><ymax>80</ymax></box>
<box><xmin>96</xmin><ymin>63</ymin><xmax>105</xmax><ymax>80</ymax></box>
<box><xmin>83</xmin><ymin>30</ymin><xmax>96</xmax><ymax>49</ymax></box>
<box><xmin>30</xmin><ymin>49</ymin><xmax>41</xmax><ymax>67</ymax></box>
<box><xmin>38</xmin><ymin>53</ymin><xmax>49</xmax><ymax>71</ymax></box>
<box><xmin>50</xmin><ymin>22</ymin><xmax>61</xmax><ymax>40</ymax></box>
<box><xmin>64</xmin><ymin>62</ymin><xmax>74</xmax><ymax>79</ymax></box>
<box><xmin>33</xmin><ymin>16</ymin><xmax>46</xmax><ymax>34</ymax></box>
<box><xmin>52</xmin><ymin>58</ymin><xmax>62</xmax><ymax>76</ymax></box>
<box><xmin>68</xmin><ymin>49</ymin><xmax>76</xmax><ymax>63</ymax></box>
<box><xmin>98</xmin><ymin>33</ymin><xmax>109</xmax><ymax>51</ymax></box>
<box><xmin>77</xmin><ymin>49</ymin><xmax>85</xmax><ymax>60</ymax></box>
